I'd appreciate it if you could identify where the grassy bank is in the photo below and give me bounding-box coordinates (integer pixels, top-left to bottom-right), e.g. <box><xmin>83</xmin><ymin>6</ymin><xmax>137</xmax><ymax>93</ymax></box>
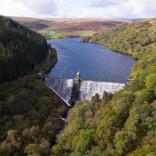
<box><xmin>38</xmin><ymin>30</ymin><xmax>96</xmax><ymax>39</ymax></box>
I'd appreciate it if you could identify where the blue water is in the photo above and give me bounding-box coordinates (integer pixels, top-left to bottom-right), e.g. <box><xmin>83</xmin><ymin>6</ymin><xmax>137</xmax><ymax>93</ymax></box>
<box><xmin>48</xmin><ymin>38</ymin><xmax>135</xmax><ymax>83</ymax></box>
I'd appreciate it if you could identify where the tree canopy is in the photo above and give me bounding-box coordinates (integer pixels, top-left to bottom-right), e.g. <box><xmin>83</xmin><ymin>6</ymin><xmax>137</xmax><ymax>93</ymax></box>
<box><xmin>0</xmin><ymin>16</ymin><xmax>48</xmax><ymax>83</ymax></box>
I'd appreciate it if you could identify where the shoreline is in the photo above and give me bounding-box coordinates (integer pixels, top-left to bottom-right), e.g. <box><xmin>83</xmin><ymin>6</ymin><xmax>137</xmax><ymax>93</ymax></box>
<box><xmin>81</xmin><ymin>38</ymin><xmax>137</xmax><ymax>59</ymax></box>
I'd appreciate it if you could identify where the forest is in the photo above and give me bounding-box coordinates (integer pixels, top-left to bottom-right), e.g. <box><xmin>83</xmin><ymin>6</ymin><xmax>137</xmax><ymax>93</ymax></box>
<box><xmin>51</xmin><ymin>22</ymin><xmax>156</xmax><ymax>156</ymax></box>
<box><xmin>0</xmin><ymin>16</ymin><xmax>48</xmax><ymax>83</ymax></box>
<box><xmin>0</xmin><ymin>16</ymin><xmax>67</xmax><ymax>156</ymax></box>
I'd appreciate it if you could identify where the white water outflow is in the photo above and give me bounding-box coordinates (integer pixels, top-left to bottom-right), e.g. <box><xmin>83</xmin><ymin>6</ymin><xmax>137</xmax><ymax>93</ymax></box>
<box><xmin>45</xmin><ymin>75</ymin><xmax>125</xmax><ymax>106</ymax></box>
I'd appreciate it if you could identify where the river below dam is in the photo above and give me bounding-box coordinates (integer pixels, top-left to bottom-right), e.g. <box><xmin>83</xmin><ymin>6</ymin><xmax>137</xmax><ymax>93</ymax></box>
<box><xmin>47</xmin><ymin>37</ymin><xmax>135</xmax><ymax>83</ymax></box>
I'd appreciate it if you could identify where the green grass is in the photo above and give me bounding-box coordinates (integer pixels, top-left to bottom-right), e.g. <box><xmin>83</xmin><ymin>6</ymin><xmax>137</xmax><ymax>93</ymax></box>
<box><xmin>47</xmin><ymin>31</ymin><xmax>64</xmax><ymax>39</ymax></box>
<box><xmin>65</xmin><ymin>30</ymin><xmax>96</xmax><ymax>37</ymax></box>
<box><xmin>38</xmin><ymin>29</ymin><xmax>96</xmax><ymax>39</ymax></box>
<box><xmin>38</xmin><ymin>30</ymin><xmax>65</xmax><ymax>39</ymax></box>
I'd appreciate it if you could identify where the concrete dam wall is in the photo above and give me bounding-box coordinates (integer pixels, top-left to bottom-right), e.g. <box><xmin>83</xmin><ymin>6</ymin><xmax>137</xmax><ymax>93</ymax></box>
<box><xmin>45</xmin><ymin>76</ymin><xmax>125</xmax><ymax>106</ymax></box>
<box><xmin>46</xmin><ymin>78</ymin><xmax>73</xmax><ymax>106</ymax></box>
<box><xmin>79</xmin><ymin>80</ymin><xmax>125</xmax><ymax>101</ymax></box>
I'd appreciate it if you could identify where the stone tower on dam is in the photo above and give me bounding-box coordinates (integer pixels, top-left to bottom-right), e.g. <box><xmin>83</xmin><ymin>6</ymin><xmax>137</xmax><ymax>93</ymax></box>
<box><xmin>70</xmin><ymin>72</ymin><xmax>81</xmax><ymax>104</ymax></box>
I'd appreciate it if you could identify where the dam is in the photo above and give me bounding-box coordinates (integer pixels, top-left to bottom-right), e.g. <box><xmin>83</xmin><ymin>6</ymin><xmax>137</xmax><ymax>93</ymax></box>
<box><xmin>45</xmin><ymin>72</ymin><xmax>125</xmax><ymax>106</ymax></box>
<box><xmin>45</xmin><ymin>37</ymin><xmax>134</xmax><ymax>106</ymax></box>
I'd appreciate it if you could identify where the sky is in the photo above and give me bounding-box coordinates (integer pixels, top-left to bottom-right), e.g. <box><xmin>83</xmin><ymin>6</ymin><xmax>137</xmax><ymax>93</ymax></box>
<box><xmin>1</xmin><ymin>0</ymin><xmax>156</xmax><ymax>19</ymax></box>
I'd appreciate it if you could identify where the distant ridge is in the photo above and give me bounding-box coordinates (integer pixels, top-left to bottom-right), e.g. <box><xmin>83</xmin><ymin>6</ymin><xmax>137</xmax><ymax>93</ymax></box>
<box><xmin>10</xmin><ymin>16</ymin><xmax>125</xmax><ymax>31</ymax></box>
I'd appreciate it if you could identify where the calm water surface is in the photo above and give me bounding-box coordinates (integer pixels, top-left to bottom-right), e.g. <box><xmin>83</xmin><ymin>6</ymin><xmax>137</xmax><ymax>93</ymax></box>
<box><xmin>48</xmin><ymin>38</ymin><xmax>135</xmax><ymax>83</ymax></box>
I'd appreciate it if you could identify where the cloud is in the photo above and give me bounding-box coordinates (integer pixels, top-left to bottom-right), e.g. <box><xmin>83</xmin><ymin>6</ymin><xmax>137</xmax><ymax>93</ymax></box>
<box><xmin>0</xmin><ymin>0</ymin><xmax>156</xmax><ymax>18</ymax></box>
<box><xmin>24</xmin><ymin>0</ymin><xmax>58</xmax><ymax>15</ymax></box>
<box><xmin>90</xmin><ymin>0</ymin><xmax>124</xmax><ymax>8</ymax></box>
<box><xmin>0</xmin><ymin>0</ymin><xmax>63</xmax><ymax>18</ymax></box>
<box><xmin>80</xmin><ymin>0</ymin><xmax>156</xmax><ymax>18</ymax></box>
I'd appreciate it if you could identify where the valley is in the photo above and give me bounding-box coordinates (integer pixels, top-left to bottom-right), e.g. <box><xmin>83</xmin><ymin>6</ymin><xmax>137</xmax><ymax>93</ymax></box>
<box><xmin>0</xmin><ymin>15</ymin><xmax>156</xmax><ymax>156</ymax></box>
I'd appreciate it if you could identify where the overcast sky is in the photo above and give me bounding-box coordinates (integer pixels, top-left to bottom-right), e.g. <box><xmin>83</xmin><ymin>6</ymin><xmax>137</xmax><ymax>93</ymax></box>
<box><xmin>1</xmin><ymin>0</ymin><xmax>156</xmax><ymax>19</ymax></box>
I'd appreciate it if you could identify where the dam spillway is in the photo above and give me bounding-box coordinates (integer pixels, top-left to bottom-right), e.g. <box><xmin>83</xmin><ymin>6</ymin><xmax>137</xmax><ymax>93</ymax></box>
<box><xmin>79</xmin><ymin>80</ymin><xmax>125</xmax><ymax>101</ymax></box>
<box><xmin>46</xmin><ymin>78</ymin><xmax>73</xmax><ymax>106</ymax></box>
<box><xmin>45</xmin><ymin>75</ymin><xmax>125</xmax><ymax>106</ymax></box>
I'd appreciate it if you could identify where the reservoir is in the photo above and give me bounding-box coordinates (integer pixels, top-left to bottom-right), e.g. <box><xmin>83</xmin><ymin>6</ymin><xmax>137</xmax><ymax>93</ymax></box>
<box><xmin>47</xmin><ymin>38</ymin><xmax>135</xmax><ymax>83</ymax></box>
